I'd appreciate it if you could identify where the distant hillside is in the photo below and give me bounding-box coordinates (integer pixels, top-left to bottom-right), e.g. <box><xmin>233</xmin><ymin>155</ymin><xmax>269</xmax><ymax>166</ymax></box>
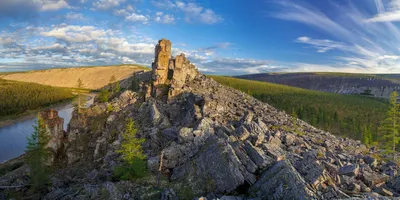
<box><xmin>212</xmin><ymin>75</ymin><xmax>388</xmax><ymax>142</ymax></box>
<box><xmin>0</xmin><ymin>79</ymin><xmax>73</xmax><ymax>117</ymax></box>
<box><xmin>237</xmin><ymin>72</ymin><xmax>400</xmax><ymax>99</ymax></box>
<box><xmin>0</xmin><ymin>65</ymin><xmax>150</xmax><ymax>90</ymax></box>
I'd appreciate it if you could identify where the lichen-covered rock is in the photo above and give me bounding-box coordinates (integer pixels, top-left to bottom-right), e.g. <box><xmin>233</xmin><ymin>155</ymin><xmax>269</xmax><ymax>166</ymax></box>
<box><xmin>170</xmin><ymin>136</ymin><xmax>253</xmax><ymax>196</ymax></box>
<box><xmin>249</xmin><ymin>160</ymin><xmax>318</xmax><ymax>199</ymax></box>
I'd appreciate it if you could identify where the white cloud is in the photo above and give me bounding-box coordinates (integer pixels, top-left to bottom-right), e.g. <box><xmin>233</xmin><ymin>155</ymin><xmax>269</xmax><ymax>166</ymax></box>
<box><xmin>273</xmin><ymin>1</ymin><xmax>400</xmax><ymax>73</ymax></box>
<box><xmin>151</xmin><ymin>0</ymin><xmax>176</xmax><ymax>9</ymax></box>
<box><xmin>113</xmin><ymin>5</ymin><xmax>135</xmax><ymax>16</ymax></box>
<box><xmin>367</xmin><ymin>0</ymin><xmax>400</xmax><ymax>22</ymax></box>
<box><xmin>198</xmin><ymin>9</ymin><xmax>223</xmax><ymax>24</ymax></box>
<box><xmin>40</xmin><ymin>25</ymin><xmax>113</xmax><ymax>43</ymax></box>
<box><xmin>0</xmin><ymin>37</ymin><xmax>15</xmax><ymax>46</ymax></box>
<box><xmin>65</xmin><ymin>12</ymin><xmax>86</xmax><ymax>20</ymax></box>
<box><xmin>93</xmin><ymin>0</ymin><xmax>126</xmax><ymax>10</ymax></box>
<box><xmin>153</xmin><ymin>0</ymin><xmax>223</xmax><ymax>24</ymax></box>
<box><xmin>154</xmin><ymin>12</ymin><xmax>175</xmax><ymax>24</ymax></box>
<box><xmin>295</xmin><ymin>36</ymin><xmax>347</xmax><ymax>53</ymax></box>
<box><xmin>125</xmin><ymin>13</ymin><xmax>148</xmax><ymax>23</ymax></box>
<box><xmin>40</xmin><ymin>0</ymin><xmax>70</xmax><ymax>11</ymax></box>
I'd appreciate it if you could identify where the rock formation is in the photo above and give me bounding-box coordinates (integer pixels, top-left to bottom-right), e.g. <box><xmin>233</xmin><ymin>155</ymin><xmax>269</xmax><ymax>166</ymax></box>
<box><xmin>40</xmin><ymin>109</ymin><xmax>65</xmax><ymax>164</ymax></box>
<box><xmin>2</xmin><ymin>39</ymin><xmax>400</xmax><ymax>199</ymax></box>
<box><xmin>151</xmin><ymin>38</ymin><xmax>199</xmax><ymax>99</ymax></box>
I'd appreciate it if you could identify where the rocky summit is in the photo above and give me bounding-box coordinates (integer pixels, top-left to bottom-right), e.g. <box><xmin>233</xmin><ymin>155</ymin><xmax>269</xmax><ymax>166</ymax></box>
<box><xmin>2</xmin><ymin>39</ymin><xmax>400</xmax><ymax>200</ymax></box>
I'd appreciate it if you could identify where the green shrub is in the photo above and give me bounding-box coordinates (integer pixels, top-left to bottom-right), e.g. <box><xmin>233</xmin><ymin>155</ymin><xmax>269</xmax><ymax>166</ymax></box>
<box><xmin>113</xmin><ymin>158</ymin><xmax>148</xmax><ymax>181</ymax></box>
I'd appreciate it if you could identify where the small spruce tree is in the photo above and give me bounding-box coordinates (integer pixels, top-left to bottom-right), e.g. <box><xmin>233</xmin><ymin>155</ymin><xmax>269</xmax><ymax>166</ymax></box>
<box><xmin>117</xmin><ymin>118</ymin><xmax>146</xmax><ymax>163</ymax></box>
<box><xmin>109</xmin><ymin>75</ymin><xmax>117</xmax><ymax>92</ymax></box>
<box><xmin>381</xmin><ymin>91</ymin><xmax>400</xmax><ymax>161</ymax></box>
<box><xmin>75</xmin><ymin>78</ymin><xmax>86</xmax><ymax>114</ymax></box>
<box><xmin>25</xmin><ymin>115</ymin><xmax>51</xmax><ymax>190</ymax></box>
<box><xmin>130</xmin><ymin>75</ymin><xmax>140</xmax><ymax>91</ymax></box>
<box><xmin>114</xmin><ymin>118</ymin><xmax>147</xmax><ymax>180</ymax></box>
<box><xmin>114</xmin><ymin>81</ymin><xmax>121</xmax><ymax>93</ymax></box>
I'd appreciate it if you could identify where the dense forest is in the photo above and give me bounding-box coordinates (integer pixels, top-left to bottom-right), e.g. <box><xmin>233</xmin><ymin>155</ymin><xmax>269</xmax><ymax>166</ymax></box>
<box><xmin>212</xmin><ymin>76</ymin><xmax>388</xmax><ymax>143</ymax></box>
<box><xmin>0</xmin><ymin>78</ymin><xmax>74</xmax><ymax>117</ymax></box>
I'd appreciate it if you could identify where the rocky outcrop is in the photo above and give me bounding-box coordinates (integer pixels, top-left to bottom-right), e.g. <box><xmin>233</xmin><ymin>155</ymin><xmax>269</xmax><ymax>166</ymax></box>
<box><xmin>41</xmin><ymin>109</ymin><xmax>65</xmax><ymax>164</ymax></box>
<box><xmin>150</xmin><ymin>38</ymin><xmax>199</xmax><ymax>99</ymax></box>
<box><xmin>2</xmin><ymin>39</ymin><xmax>400</xmax><ymax>200</ymax></box>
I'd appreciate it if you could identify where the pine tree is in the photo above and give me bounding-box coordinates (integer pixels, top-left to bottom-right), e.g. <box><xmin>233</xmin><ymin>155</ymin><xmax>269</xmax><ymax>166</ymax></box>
<box><xmin>117</xmin><ymin>118</ymin><xmax>146</xmax><ymax>164</ymax></box>
<box><xmin>98</xmin><ymin>88</ymin><xmax>109</xmax><ymax>103</ymax></box>
<box><xmin>130</xmin><ymin>75</ymin><xmax>140</xmax><ymax>91</ymax></box>
<box><xmin>75</xmin><ymin>78</ymin><xmax>86</xmax><ymax>114</ymax></box>
<box><xmin>109</xmin><ymin>75</ymin><xmax>117</xmax><ymax>92</ymax></box>
<box><xmin>381</xmin><ymin>91</ymin><xmax>400</xmax><ymax>161</ymax></box>
<box><xmin>114</xmin><ymin>81</ymin><xmax>121</xmax><ymax>93</ymax></box>
<box><xmin>25</xmin><ymin>115</ymin><xmax>51</xmax><ymax>190</ymax></box>
<box><xmin>363</xmin><ymin>125</ymin><xmax>372</xmax><ymax>146</ymax></box>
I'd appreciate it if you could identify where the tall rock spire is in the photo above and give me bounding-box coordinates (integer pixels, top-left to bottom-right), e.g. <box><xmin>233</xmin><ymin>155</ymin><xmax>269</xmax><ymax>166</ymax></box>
<box><xmin>152</xmin><ymin>38</ymin><xmax>172</xmax><ymax>86</ymax></box>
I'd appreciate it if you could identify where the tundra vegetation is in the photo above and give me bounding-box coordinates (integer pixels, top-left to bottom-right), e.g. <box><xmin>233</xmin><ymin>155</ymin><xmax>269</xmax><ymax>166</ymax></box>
<box><xmin>212</xmin><ymin>76</ymin><xmax>388</xmax><ymax>146</ymax></box>
<box><xmin>0</xmin><ymin>78</ymin><xmax>73</xmax><ymax>117</ymax></box>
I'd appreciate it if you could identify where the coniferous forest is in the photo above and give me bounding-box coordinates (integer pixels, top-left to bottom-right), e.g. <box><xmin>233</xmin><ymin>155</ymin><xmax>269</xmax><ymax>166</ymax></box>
<box><xmin>212</xmin><ymin>76</ymin><xmax>388</xmax><ymax>144</ymax></box>
<box><xmin>0</xmin><ymin>78</ymin><xmax>74</xmax><ymax>117</ymax></box>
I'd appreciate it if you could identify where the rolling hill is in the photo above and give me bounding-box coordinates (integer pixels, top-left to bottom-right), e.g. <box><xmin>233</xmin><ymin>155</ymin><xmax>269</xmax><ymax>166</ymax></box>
<box><xmin>0</xmin><ymin>65</ymin><xmax>150</xmax><ymax>90</ymax></box>
<box><xmin>211</xmin><ymin>75</ymin><xmax>388</xmax><ymax>143</ymax></box>
<box><xmin>237</xmin><ymin>72</ymin><xmax>400</xmax><ymax>99</ymax></box>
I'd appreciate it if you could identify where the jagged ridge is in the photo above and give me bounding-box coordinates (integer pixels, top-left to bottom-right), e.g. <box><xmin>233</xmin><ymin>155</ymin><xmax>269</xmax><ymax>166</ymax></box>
<box><xmin>1</xmin><ymin>39</ymin><xmax>400</xmax><ymax>200</ymax></box>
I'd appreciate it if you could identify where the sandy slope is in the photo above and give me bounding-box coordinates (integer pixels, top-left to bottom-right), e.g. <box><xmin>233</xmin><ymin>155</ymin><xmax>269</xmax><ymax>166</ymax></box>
<box><xmin>1</xmin><ymin>65</ymin><xmax>149</xmax><ymax>90</ymax></box>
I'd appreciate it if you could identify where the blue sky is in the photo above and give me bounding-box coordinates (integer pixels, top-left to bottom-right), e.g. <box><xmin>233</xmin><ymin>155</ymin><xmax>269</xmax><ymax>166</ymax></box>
<box><xmin>1</xmin><ymin>0</ymin><xmax>400</xmax><ymax>75</ymax></box>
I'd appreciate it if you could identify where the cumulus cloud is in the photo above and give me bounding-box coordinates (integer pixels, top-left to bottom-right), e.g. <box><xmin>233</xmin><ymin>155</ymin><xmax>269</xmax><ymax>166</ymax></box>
<box><xmin>41</xmin><ymin>0</ymin><xmax>71</xmax><ymax>11</ymax></box>
<box><xmin>93</xmin><ymin>0</ymin><xmax>126</xmax><ymax>10</ymax></box>
<box><xmin>151</xmin><ymin>0</ymin><xmax>222</xmax><ymax>24</ymax></box>
<box><xmin>65</xmin><ymin>12</ymin><xmax>86</xmax><ymax>20</ymax></box>
<box><xmin>151</xmin><ymin>0</ymin><xmax>176</xmax><ymax>9</ymax></box>
<box><xmin>125</xmin><ymin>13</ymin><xmax>148</xmax><ymax>23</ymax></box>
<box><xmin>175</xmin><ymin>1</ymin><xmax>223</xmax><ymax>24</ymax></box>
<box><xmin>154</xmin><ymin>12</ymin><xmax>175</xmax><ymax>24</ymax></box>
<box><xmin>40</xmin><ymin>25</ymin><xmax>113</xmax><ymax>43</ymax></box>
<box><xmin>366</xmin><ymin>0</ymin><xmax>400</xmax><ymax>22</ymax></box>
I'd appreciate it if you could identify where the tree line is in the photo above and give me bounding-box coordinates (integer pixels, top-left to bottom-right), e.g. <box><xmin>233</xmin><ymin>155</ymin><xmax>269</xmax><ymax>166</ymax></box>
<box><xmin>0</xmin><ymin>79</ymin><xmax>73</xmax><ymax>117</ymax></box>
<box><xmin>212</xmin><ymin>76</ymin><xmax>388</xmax><ymax>145</ymax></box>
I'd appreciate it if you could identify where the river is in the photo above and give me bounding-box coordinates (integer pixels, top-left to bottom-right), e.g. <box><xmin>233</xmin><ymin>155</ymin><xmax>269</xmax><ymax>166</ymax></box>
<box><xmin>0</xmin><ymin>95</ymin><xmax>95</xmax><ymax>163</ymax></box>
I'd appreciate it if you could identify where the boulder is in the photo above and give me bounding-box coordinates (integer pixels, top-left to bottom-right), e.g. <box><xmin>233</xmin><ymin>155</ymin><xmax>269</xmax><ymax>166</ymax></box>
<box><xmin>363</xmin><ymin>156</ymin><xmax>378</xmax><ymax>168</ymax></box>
<box><xmin>249</xmin><ymin>160</ymin><xmax>318</xmax><ymax>199</ymax></box>
<box><xmin>283</xmin><ymin>134</ymin><xmax>296</xmax><ymax>146</ymax></box>
<box><xmin>362</xmin><ymin>171</ymin><xmax>389</xmax><ymax>187</ymax></box>
<box><xmin>170</xmin><ymin>137</ymin><xmax>251</xmax><ymax>196</ymax></box>
<box><xmin>243</xmin><ymin>141</ymin><xmax>274</xmax><ymax>169</ymax></box>
<box><xmin>339</xmin><ymin>164</ymin><xmax>359</xmax><ymax>177</ymax></box>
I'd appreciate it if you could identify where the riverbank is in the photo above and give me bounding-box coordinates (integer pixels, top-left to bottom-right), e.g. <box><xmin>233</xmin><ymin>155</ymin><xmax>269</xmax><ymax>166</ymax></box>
<box><xmin>0</xmin><ymin>93</ymin><xmax>96</xmax><ymax>128</ymax></box>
